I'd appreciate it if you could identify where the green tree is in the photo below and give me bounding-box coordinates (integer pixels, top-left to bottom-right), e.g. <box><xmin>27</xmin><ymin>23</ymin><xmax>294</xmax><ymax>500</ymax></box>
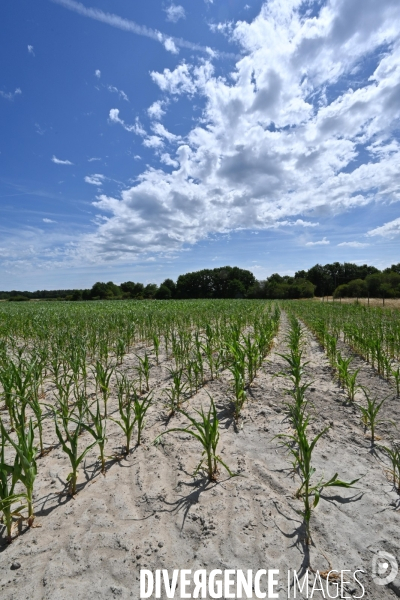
<box><xmin>155</xmin><ymin>285</ymin><xmax>172</xmax><ymax>300</ymax></box>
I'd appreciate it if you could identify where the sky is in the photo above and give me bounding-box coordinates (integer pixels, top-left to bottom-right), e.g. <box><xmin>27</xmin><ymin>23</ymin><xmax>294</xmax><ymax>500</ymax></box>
<box><xmin>1</xmin><ymin>0</ymin><xmax>400</xmax><ymax>291</ymax></box>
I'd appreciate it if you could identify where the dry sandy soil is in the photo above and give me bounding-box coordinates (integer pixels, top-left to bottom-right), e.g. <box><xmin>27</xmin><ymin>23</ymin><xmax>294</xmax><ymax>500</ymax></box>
<box><xmin>1</xmin><ymin>310</ymin><xmax>399</xmax><ymax>599</ymax></box>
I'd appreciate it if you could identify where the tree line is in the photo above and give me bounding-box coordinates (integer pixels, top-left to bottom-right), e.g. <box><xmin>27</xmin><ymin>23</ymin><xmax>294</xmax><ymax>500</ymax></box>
<box><xmin>1</xmin><ymin>262</ymin><xmax>399</xmax><ymax>302</ymax></box>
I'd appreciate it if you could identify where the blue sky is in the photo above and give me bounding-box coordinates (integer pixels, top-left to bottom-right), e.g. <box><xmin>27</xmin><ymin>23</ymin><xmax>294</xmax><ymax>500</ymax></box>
<box><xmin>1</xmin><ymin>0</ymin><xmax>400</xmax><ymax>291</ymax></box>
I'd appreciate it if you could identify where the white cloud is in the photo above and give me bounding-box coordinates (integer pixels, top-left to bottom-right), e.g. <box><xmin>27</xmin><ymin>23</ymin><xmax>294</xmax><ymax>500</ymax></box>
<box><xmin>305</xmin><ymin>238</ymin><xmax>330</xmax><ymax>246</ymax></box>
<box><xmin>49</xmin><ymin>0</ymin><xmax>400</xmax><ymax>263</ymax></box>
<box><xmin>0</xmin><ymin>88</ymin><xmax>22</xmax><ymax>101</ymax></box>
<box><xmin>51</xmin><ymin>155</ymin><xmax>73</xmax><ymax>165</ymax></box>
<box><xmin>147</xmin><ymin>100</ymin><xmax>167</xmax><ymax>120</ymax></box>
<box><xmin>165</xmin><ymin>4</ymin><xmax>186</xmax><ymax>23</ymax></box>
<box><xmin>109</xmin><ymin>109</ymin><xmax>146</xmax><ymax>136</ymax></box>
<box><xmin>274</xmin><ymin>219</ymin><xmax>319</xmax><ymax>228</ymax></box>
<box><xmin>151</xmin><ymin>122</ymin><xmax>180</xmax><ymax>143</ymax></box>
<box><xmin>28</xmin><ymin>45</ymin><xmax>35</xmax><ymax>56</ymax></box>
<box><xmin>143</xmin><ymin>136</ymin><xmax>164</xmax><ymax>149</ymax></box>
<box><xmin>367</xmin><ymin>218</ymin><xmax>400</xmax><ymax>238</ymax></box>
<box><xmin>150</xmin><ymin>63</ymin><xmax>199</xmax><ymax>95</ymax></box>
<box><xmin>88</xmin><ymin>157</ymin><xmax>101</xmax><ymax>162</ymax></box>
<box><xmin>337</xmin><ymin>241</ymin><xmax>370</xmax><ymax>248</ymax></box>
<box><xmin>160</xmin><ymin>153</ymin><xmax>179</xmax><ymax>168</ymax></box>
<box><xmin>43</xmin><ymin>218</ymin><xmax>56</xmax><ymax>223</ymax></box>
<box><xmin>85</xmin><ymin>174</ymin><xmax>105</xmax><ymax>186</ymax></box>
<box><xmin>107</xmin><ymin>85</ymin><xmax>129</xmax><ymax>101</ymax></box>
<box><xmin>164</xmin><ymin>38</ymin><xmax>179</xmax><ymax>54</ymax></box>
<box><xmin>95</xmin><ymin>69</ymin><xmax>101</xmax><ymax>78</ymax></box>
<box><xmin>35</xmin><ymin>123</ymin><xmax>45</xmax><ymax>135</ymax></box>
<box><xmin>50</xmin><ymin>0</ymin><xmax>221</xmax><ymax>56</ymax></box>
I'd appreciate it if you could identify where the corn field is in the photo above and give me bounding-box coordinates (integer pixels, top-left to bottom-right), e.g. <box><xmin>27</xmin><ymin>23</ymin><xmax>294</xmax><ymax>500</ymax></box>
<box><xmin>0</xmin><ymin>300</ymin><xmax>279</xmax><ymax>536</ymax></box>
<box><xmin>0</xmin><ymin>299</ymin><xmax>399</xmax><ymax>599</ymax></box>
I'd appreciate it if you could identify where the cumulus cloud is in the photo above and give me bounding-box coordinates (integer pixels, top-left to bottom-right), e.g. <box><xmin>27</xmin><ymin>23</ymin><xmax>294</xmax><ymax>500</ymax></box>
<box><xmin>43</xmin><ymin>218</ymin><xmax>56</xmax><ymax>223</ymax></box>
<box><xmin>0</xmin><ymin>88</ymin><xmax>22</xmax><ymax>101</ymax></box>
<box><xmin>367</xmin><ymin>218</ymin><xmax>400</xmax><ymax>238</ymax></box>
<box><xmin>165</xmin><ymin>4</ymin><xmax>186</xmax><ymax>23</ymax></box>
<box><xmin>51</xmin><ymin>155</ymin><xmax>73</xmax><ymax>165</ymax></box>
<box><xmin>305</xmin><ymin>238</ymin><xmax>330</xmax><ymax>246</ymax></box>
<box><xmin>151</xmin><ymin>122</ymin><xmax>180</xmax><ymax>143</ymax></box>
<box><xmin>147</xmin><ymin>100</ymin><xmax>167</xmax><ymax>120</ymax></box>
<box><xmin>95</xmin><ymin>69</ymin><xmax>101</xmax><ymax>78</ymax></box>
<box><xmin>150</xmin><ymin>63</ymin><xmax>200</xmax><ymax>95</ymax></box>
<box><xmin>73</xmin><ymin>0</ymin><xmax>400</xmax><ymax>262</ymax></box>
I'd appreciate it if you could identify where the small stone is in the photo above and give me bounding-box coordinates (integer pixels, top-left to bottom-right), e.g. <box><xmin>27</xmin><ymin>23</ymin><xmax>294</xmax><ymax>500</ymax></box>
<box><xmin>158</xmin><ymin>542</ymin><xmax>164</xmax><ymax>548</ymax></box>
<box><xmin>11</xmin><ymin>562</ymin><xmax>21</xmax><ymax>570</ymax></box>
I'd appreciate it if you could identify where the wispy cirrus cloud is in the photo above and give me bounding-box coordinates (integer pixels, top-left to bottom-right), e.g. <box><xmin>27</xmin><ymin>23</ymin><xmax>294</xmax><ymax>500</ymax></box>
<box><xmin>107</xmin><ymin>85</ymin><xmax>129</xmax><ymax>102</ymax></box>
<box><xmin>108</xmin><ymin>109</ymin><xmax>146</xmax><ymax>135</ymax></box>
<box><xmin>0</xmin><ymin>88</ymin><xmax>22</xmax><ymax>101</ymax></box>
<box><xmin>338</xmin><ymin>241</ymin><xmax>370</xmax><ymax>248</ymax></box>
<box><xmin>27</xmin><ymin>45</ymin><xmax>35</xmax><ymax>56</ymax></box>
<box><xmin>49</xmin><ymin>0</ymin><xmax>228</xmax><ymax>56</ymax></box>
<box><xmin>306</xmin><ymin>238</ymin><xmax>330</xmax><ymax>246</ymax></box>
<box><xmin>51</xmin><ymin>155</ymin><xmax>73</xmax><ymax>165</ymax></box>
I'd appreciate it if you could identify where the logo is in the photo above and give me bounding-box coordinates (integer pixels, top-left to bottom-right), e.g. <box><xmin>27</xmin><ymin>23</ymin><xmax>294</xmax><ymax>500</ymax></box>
<box><xmin>372</xmin><ymin>551</ymin><xmax>398</xmax><ymax>586</ymax></box>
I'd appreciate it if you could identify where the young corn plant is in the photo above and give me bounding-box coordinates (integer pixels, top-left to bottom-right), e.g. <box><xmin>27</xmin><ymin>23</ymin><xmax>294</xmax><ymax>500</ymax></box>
<box><xmin>164</xmin><ymin>368</ymin><xmax>188</xmax><ymax>417</ymax></box>
<box><xmin>53</xmin><ymin>409</ymin><xmax>96</xmax><ymax>495</ymax></box>
<box><xmin>1</xmin><ymin>410</ymin><xmax>38</xmax><ymax>527</ymax></box>
<box><xmin>227</xmin><ymin>361</ymin><xmax>247</xmax><ymax>422</ymax></box>
<box><xmin>133</xmin><ymin>392</ymin><xmax>152</xmax><ymax>446</ymax></box>
<box><xmin>27</xmin><ymin>366</ymin><xmax>48</xmax><ymax>457</ymax></box>
<box><xmin>277</xmin><ymin>351</ymin><xmax>309</xmax><ymax>391</ymax></box>
<box><xmin>136</xmin><ymin>352</ymin><xmax>151</xmax><ymax>393</ymax></box>
<box><xmin>81</xmin><ymin>398</ymin><xmax>107</xmax><ymax>474</ymax></box>
<box><xmin>155</xmin><ymin>397</ymin><xmax>236</xmax><ymax>481</ymax></box>
<box><xmin>115</xmin><ymin>338</ymin><xmax>126</xmax><ymax>365</ymax></box>
<box><xmin>242</xmin><ymin>334</ymin><xmax>260</xmax><ymax>384</ymax></box>
<box><xmin>358</xmin><ymin>389</ymin><xmax>388</xmax><ymax>447</ymax></box>
<box><xmin>378</xmin><ymin>444</ymin><xmax>400</xmax><ymax>491</ymax></box>
<box><xmin>0</xmin><ymin>363</ymin><xmax>16</xmax><ymax>429</ymax></box>
<box><xmin>0</xmin><ymin>431</ymin><xmax>27</xmax><ymax>542</ymax></box>
<box><xmin>111</xmin><ymin>381</ymin><xmax>137</xmax><ymax>455</ymax></box>
<box><xmin>335</xmin><ymin>353</ymin><xmax>352</xmax><ymax>390</ymax></box>
<box><xmin>276</xmin><ymin>419</ymin><xmax>359</xmax><ymax>544</ymax></box>
<box><xmin>201</xmin><ymin>339</ymin><xmax>215</xmax><ymax>381</ymax></box>
<box><xmin>94</xmin><ymin>360</ymin><xmax>114</xmax><ymax>418</ymax></box>
<box><xmin>391</xmin><ymin>365</ymin><xmax>400</xmax><ymax>398</ymax></box>
<box><xmin>345</xmin><ymin>368</ymin><xmax>361</xmax><ymax>402</ymax></box>
<box><xmin>152</xmin><ymin>334</ymin><xmax>160</xmax><ymax>365</ymax></box>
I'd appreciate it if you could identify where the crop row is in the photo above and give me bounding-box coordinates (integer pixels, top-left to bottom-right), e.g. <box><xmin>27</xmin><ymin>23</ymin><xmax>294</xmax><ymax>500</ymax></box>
<box><xmin>0</xmin><ymin>300</ymin><xmax>280</xmax><ymax>542</ymax></box>
<box><xmin>286</xmin><ymin>301</ymin><xmax>400</xmax><ymax>493</ymax></box>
